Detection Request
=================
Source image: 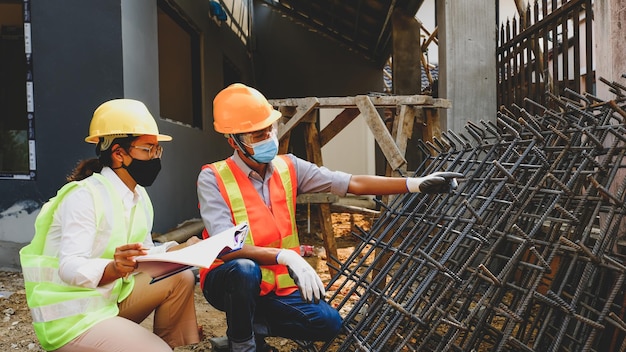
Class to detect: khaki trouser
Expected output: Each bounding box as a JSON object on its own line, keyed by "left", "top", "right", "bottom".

{"left": 56, "top": 270, "right": 200, "bottom": 352}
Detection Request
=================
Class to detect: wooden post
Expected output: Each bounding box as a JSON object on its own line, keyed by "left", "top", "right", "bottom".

{"left": 355, "top": 95, "right": 407, "bottom": 171}
{"left": 302, "top": 110, "right": 338, "bottom": 276}
{"left": 423, "top": 108, "right": 442, "bottom": 142}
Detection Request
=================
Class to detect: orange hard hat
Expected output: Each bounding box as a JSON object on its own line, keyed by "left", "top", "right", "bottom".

{"left": 213, "top": 83, "right": 281, "bottom": 134}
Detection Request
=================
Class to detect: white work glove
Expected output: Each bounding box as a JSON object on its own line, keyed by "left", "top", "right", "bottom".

{"left": 406, "top": 172, "right": 463, "bottom": 194}
{"left": 276, "top": 249, "right": 325, "bottom": 304}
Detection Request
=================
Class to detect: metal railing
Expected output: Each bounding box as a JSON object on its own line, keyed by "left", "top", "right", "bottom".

{"left": 497, "top": 0, "right": 594, "bottom": 115}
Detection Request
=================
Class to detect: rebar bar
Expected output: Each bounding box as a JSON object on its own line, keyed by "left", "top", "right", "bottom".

{"left": 322, "top": 76, "right": 626, "bottom": 352}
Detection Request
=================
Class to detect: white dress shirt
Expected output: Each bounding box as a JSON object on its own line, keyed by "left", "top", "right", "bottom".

{"left": 44, "top": 167, "right": 175, "bottom": 289}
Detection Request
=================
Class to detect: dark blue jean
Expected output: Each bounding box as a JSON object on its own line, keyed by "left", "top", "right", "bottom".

{"left": 201, "top": 258, "right": 342, "bottom": 343}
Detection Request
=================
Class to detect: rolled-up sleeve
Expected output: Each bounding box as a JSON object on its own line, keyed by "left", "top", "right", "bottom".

{"left": 289, "top": 154, "right": 352, "bottom": 196}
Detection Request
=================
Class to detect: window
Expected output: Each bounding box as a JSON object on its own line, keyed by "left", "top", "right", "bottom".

{"left": 157, "top": 0, "right": 202, "bottom": 128}
{"left": 0, "top": 0, "right": 34, "bottom": 180}
{"left": 220, "top": 0, "right": 251, "bottom": 46}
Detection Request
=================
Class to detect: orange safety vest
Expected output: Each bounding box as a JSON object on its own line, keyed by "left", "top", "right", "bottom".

{"left": 199, "top": 155, "right": 300, "bottom": 296}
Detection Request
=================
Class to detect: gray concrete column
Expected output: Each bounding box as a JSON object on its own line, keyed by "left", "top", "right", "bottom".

{"left": 436, "top": 1, "right": 497, "bottom": 132}
{"left": 594, "top": 0, "right": 626, "bottom": 99}
{"left": 121, "top": 0, "right": 160, "bottom": 111}
{"left": 594, "top": 0, "right": 626, "bottom": 242}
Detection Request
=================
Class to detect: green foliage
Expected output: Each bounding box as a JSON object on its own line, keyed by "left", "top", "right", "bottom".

{"left": 0, "top": 129, "right": 28, "bottom": 173}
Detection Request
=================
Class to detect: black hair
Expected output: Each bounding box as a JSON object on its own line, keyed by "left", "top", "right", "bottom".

{"left": 66, "top": 136, "right": 136, "bottom": 182}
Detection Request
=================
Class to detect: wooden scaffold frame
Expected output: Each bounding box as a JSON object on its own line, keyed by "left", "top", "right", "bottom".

{"left": 269, "top": 94, "right": 451, "bottom": 274}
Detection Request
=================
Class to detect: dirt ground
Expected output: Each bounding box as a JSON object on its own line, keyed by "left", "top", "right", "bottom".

{"left": 0, "top": 212, "right": 373, "bottom": 352}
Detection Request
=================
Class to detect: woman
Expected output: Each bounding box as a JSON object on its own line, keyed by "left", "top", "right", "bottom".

{"left": 20, "top": 99, "right": 200, "bottom": 351}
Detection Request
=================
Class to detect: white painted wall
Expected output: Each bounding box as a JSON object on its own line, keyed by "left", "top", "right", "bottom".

{"left": 320, "top": 109, "right": 376, "bottom": 176}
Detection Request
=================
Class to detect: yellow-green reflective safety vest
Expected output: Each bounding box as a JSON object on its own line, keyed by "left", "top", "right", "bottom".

{"left": 19, "top": 173, "right": 152, "bottom": 351}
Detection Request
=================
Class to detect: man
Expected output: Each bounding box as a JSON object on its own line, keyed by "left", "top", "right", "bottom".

{"left": 197, "top": 83, "right": 462, "bottom": 352}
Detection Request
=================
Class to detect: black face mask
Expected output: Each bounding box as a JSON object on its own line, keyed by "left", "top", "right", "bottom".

{"left": 122, "top": 158, "right": 161, "bottom": 186}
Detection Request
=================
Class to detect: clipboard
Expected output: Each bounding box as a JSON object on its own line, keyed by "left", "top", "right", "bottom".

{"left": 136, "top": 222, "right": 249, "bottom": 284}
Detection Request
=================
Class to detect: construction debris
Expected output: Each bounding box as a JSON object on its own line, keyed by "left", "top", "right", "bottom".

{"left": 323, "top": 76, "right": 626, "bottom": 352}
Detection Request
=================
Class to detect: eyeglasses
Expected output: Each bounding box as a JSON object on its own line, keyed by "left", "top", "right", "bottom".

{"left": 129, "top": 144, "right": 163, "bottom": 159}
{"left": 239, "top": 123, "right": 277, "bottom": 146}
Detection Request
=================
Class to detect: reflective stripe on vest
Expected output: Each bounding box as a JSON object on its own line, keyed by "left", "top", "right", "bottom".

{"left": 199, "top": 155, "right": 300, "bottom": 296}
{"left": 19, "top": 173, "right": 153, "bottom": 350}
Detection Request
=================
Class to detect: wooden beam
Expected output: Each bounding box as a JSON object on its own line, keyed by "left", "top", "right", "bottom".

{"left": 296, "top": 193, "right": 339, "bottom": 204}
{"left": 421, "top": 25, "right": 439, "bottom": 50}
{"left": 277, "top": 106, "right": 297, "bottom": 118}
{"left": 270, "top": 95, "right": 451, "bottom": 109}
{"left": 277, "top": 97, "right": 319, "bottom": 140}
{"left": 302, "top": 121, "right": 338, "bottom": 277}
{"left": 355, "top": 95, "right": 407, "bottom": 171}
{"left": 423, "top": 108, "right": 442, "bottom": 142}
{"left": 276, "top": 108, "right": 293, "bottom": 154}
{"left": 319, "top": 108, "right": 360, "bottom": 147}
{"left": 393, "top": 105, "right": 416, "bottom": 160}
{"left": 278, "top": 129, "right": 291, "bottom": 154}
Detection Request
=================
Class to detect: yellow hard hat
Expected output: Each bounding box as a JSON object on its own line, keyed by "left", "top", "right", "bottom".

{"left": 213, "top": 83, "right": 281, "bottom": 134}
{"left": 85, "top": 99, "right": 172, "bottom": 143}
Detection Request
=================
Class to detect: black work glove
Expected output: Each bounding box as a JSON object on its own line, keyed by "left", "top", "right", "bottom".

{"left": 405, "top": 172, "right": 463, "bottom": 194}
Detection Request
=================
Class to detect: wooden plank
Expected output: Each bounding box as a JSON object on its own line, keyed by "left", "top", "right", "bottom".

{"left": 318, "top": 203, "right": 337, "bottom": 276}
{"left": 333, "top": 195, "right": 377, "bottom": 209}
{"left": 304, "top": 118, "right": 323, "bottom": 165}
{"left": 303, "top": 120, "right": 338, "bottom": 276}
{"left": 355, "top": 95, "right": 407, "bottom": 171}
{"left": 393, "top": 105, "right": 415, "bottom": 159}
{"left": 319, "top": 108, "right": 360, "bottom": 147}
{"left": 277, "top": 106, "right": 297, "bottom": 118}
{"left": 330, "top": 203, "right": 380, "bottom": 216}
{"left": 276, "top": 108, "right": 292, "bottom": 154}
{"left": 423, "top": 108, "right": 442, "bottom": 142}
{"left": 270, "top": 95, "right": 451, "bottom": 109}
{"left": 278, "top": 129, "right": 291, "bottom": 154}
{"left": 296, "top": 193, "right": 339, "bottom": 204}
{"left": 277, "top": 97, "right": 319, "bottom": 140}
{"left": 383, "top": 106, "right": 414, "bottom": 204}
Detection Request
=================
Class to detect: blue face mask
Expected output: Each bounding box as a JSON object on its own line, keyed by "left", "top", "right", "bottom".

{"left": 249, "top": 135, "right": 278, "bottom": 163}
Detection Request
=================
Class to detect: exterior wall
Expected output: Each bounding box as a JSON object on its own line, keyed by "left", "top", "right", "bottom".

{"left": 117, "top": 0, "right": 236, "bottom": 234}
{"left": 0, "top": 1, "right": 126, "bottom": 269}
{"left": 0, "top": 0, "right": 246, "bottom": 270}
